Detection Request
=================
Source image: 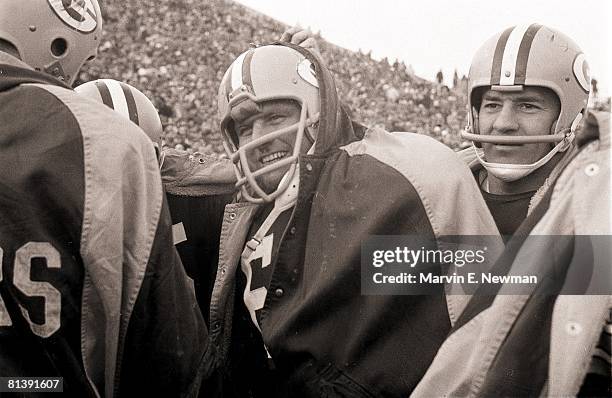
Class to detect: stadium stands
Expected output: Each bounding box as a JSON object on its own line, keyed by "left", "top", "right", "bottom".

{"left": 75, "top": 0, "right": 552, "bottom": 154}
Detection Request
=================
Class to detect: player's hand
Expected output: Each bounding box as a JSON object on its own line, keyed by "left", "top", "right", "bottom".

{"left": 279, "top": 26, "right": 321, "bottom": 57}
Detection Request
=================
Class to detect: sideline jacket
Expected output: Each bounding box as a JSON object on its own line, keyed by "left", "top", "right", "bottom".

{"left": 412, "top": 111, "right": 611, "bottom": 397}
{"left": 0, "top": 53, "right": 209, "bottom": 397}
{"left": 207, "top": 43, "right": 502, "bottom": 397}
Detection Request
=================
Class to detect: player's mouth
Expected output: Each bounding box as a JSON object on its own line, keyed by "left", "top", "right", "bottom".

{"left": 260, "top": 151, "right": 288, "bottom": 165}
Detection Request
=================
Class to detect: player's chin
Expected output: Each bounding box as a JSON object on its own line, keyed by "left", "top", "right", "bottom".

{"left": 258, "top": 168, "right": 290, "bottom": 194}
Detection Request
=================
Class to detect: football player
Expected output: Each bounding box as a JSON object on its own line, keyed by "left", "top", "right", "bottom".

{"left": 0, "top": 1, "right": 209, "bottom": 396}
{"left": 413, "top": 25, "right": 610, "bottom": 397}
{"left": 139, "top": 26, "right": 326, "bottom": 326}
{"left": 205, "top": 42, "right": 500, "bottom": 397}
{"left": 458, "top": 24, "right": 591, "bottom": 236}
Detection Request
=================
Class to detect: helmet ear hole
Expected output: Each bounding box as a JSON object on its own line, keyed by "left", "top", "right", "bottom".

{"left": 50, "top": 38, "right": 68, "bottom": 57}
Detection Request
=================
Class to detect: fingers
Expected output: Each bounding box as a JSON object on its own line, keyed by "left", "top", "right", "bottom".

{"left": 279, "top": 26, "right": 321, "bottom": 56}
{"left": 300, "top": 38, "right": 320, "bottom": 53}
{"left": 290, "top": 29, "right": 311, "bottom": 45}
{"left": 279, "top": 25, "right": 301, "bottom": 42}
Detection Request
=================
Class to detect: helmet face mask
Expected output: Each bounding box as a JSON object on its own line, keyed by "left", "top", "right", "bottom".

{"left": 218, "top": 45, "right": 320, "bottom": 204}
{"left": 0, "top": 0, "right": 102, "bottom": 84}
{"left": 463, "top": 24, "right": 590, "bottom": 149}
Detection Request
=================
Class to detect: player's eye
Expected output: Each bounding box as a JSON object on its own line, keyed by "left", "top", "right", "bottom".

{"left": 268, "top": 114, "right": 286, "bottom": 123}
{"left": 482, "top": 102, "right": 501, "bottom": 111}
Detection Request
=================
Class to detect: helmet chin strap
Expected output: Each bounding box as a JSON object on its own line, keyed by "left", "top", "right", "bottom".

{"left": 474, "top": 140, "right": 563, "bottom": 182}
{"left": 471, "top": 111, "right": 583, "bottom": 182}
{"left": 474, "top": 127, "right": 575, "bottom": 183}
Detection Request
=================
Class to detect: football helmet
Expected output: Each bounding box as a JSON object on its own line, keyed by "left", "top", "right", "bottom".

{"left": 76, "top": 79, "right": 163, "bottom": 155}
{"left": 218, "top": 44, "right": 320, "bottom": 203}
{"left": 463, "top": 23, "right": 590, "bottom": 147}
{"left": 0, "top": 0, "right": 102, "bottom": 84}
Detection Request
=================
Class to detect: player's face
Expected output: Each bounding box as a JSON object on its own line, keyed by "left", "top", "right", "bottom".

{"left": 233, "top": 99, "right": 304, "bottom": 193}
{"left": 478, "top": 86, "right": 561, "bottom": 165}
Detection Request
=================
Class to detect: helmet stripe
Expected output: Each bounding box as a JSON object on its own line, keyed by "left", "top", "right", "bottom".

{"left": 241, "top": 49, "right": 255, "bottom": 94}
{"left": 490, "top": 26, "right": 514, "bottom": 85}
{"left": 120, "top": 82, "right": 139, "bottom": 125}
{"left": 95, "top": 80, "right": 114, "bottom": 109}
{"left": 86, "top": 2, "right": 97, "bottom": 20}
{"left": 499, "top": 24, "right": 532, "bottom": 85}
{"left": 230, "top": 51, "right": 247, "bottom": 91}
{"left": 103, "top": 79, "right": 130, "bottom": 120}
{"left": 514, "top": 23, "right": 543, "bottom": 84}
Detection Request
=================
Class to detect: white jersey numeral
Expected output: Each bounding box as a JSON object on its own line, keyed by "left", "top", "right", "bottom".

{"left": 249, "top": 234, "right": 273, "bottom": 269}
{"left": 0, "top": 247, "right": 13, "bottom": 327}
{"left": 242, "top": 234, "right": 274, "bottom": 329}
{"left": 14, "top": 242, "right": 62, "bottom": 338}
{"left": 0, "top": 242, "right": 62, "bottom": 337}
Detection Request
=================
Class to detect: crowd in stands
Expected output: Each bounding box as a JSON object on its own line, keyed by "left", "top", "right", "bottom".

{"left": 79, "top": 0, "right": 607, "bottom": 155}
{"left": 322, "top": 42, "right": 470, "bottom": 149}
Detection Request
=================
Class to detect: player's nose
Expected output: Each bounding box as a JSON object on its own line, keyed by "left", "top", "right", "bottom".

{"left": 492, "top": 102, "right": 519, "bottom": 133}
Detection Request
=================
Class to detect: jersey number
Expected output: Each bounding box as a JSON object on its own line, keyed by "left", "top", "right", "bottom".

{"left": 0, "top": 242, "right": 62, "bottom": 338}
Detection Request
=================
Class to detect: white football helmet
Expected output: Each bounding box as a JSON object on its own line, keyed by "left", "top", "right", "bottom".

{"left": 76, "top": 79, "right": 163, "bottom": 156}
{"left": 218, "top": 44, "right": 320, "bottom": 203}
{"left": 0, "top": 0, "right": 103, "bottom": 84}
{"left": 463, "top": 23, "right": 590, "bottom": 147}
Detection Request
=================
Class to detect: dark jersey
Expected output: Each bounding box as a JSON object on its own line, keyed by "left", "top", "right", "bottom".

{"left": 481, "top": 188, "right": 536, "bottom": 237}
{"left": 166, "top": 192, "right": 233, "bottom": 324}
{"left": 0, "top": 60, "right": 208, "bottom": 397}
{"left": 0, "top": 67, "right": 93, "bottom": 395}
{"left": 161, "top": 149, "right": 236, "bottom": 325}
